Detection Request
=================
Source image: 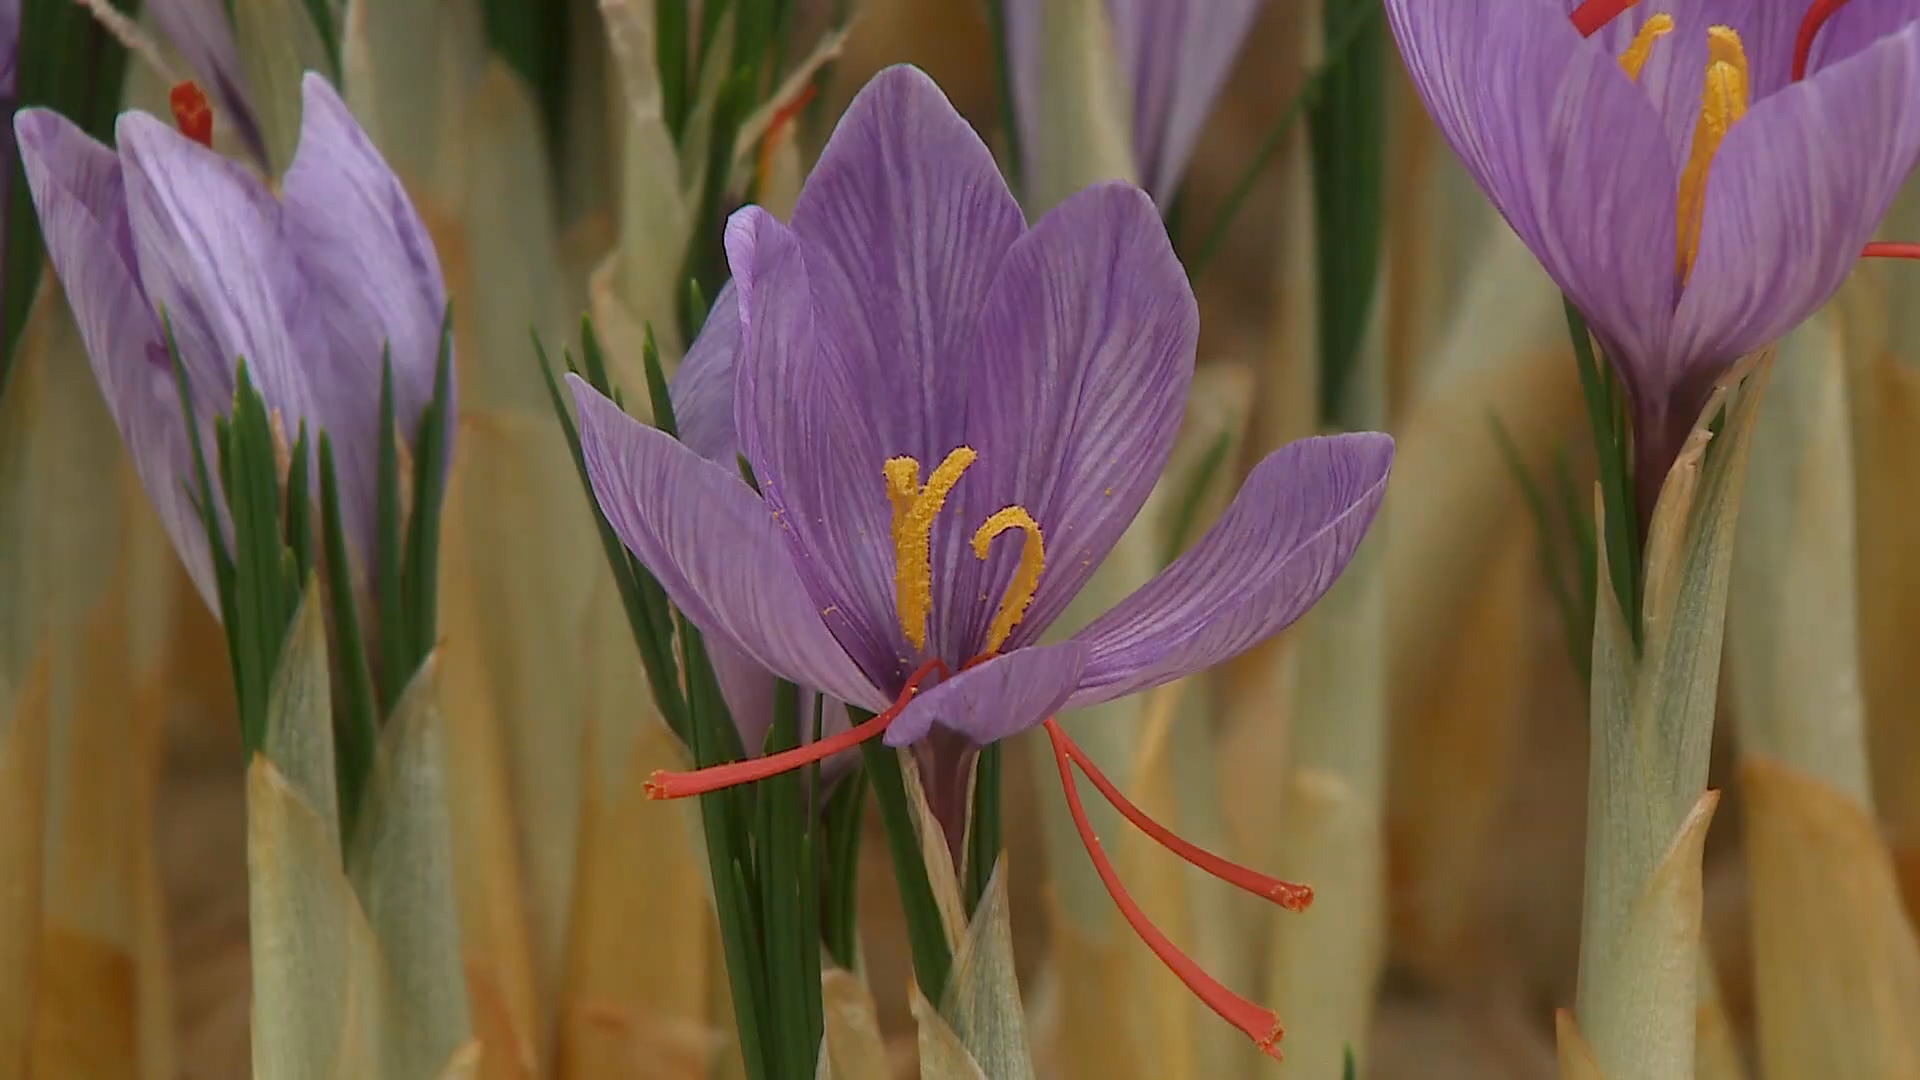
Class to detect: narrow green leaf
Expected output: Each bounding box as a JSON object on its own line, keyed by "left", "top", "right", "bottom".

{"left": 374, "top": 349, "right": 408, "bottom": 710}
{"left": 984, "top": 0, "right": 1023, "bottom": 187}
{"left": 821, "top": 763, "right": 867, "bottom": 970}
{"left": 1308, "top": 0, "right": 1387, "bottom": 424}
{"left": 861, "top": 736, "right": 954, "bottom": 998}
{"left": 1187, "top": 0, "right": 1379, "bottom": 279}
{"left": 284, "top": 424, "right": 314, "bottom": 583}
{"left": 318, "top": 435, "right": 379, "bottom": 838}
{"left": 964, "top": 743, "right": 1001, "bottom": 914}
{"left": 641, "top": 323, "right": 678, "bottom": 437}
{"left": 659, "top": 0, "right": 692, "bottom": 141}
{"left": 1566, "top": 301, "right": 1641, "bottom": 645}
{"left": 401, "top": 311, "right": 455, "bottom": 669}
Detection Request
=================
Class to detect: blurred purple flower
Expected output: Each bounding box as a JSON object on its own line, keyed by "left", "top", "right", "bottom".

{"left": 15, "top": 73, "right": 448, "bottom": 614}
{"left": 1004, "top": 0, "right": 1264, "bottom": 205}
{"left": 1386, "top": 0, "right": 1920, "bottom": 501}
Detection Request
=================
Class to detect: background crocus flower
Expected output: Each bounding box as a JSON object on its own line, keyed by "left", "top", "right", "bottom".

{"left": 15, "top": 72, "right": 448, "bottom": 614}
{"left": 1004, "top": 0, "right": 1263, "bottom": 205}
{"left": 1385, "top": 0, "right": 1920, "bottom": 505}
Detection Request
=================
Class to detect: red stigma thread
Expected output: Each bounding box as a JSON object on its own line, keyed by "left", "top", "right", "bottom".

{"left": 1792, "top": 0, "right": 1852, "bottom": 81}
{"left": 757, "top": 82, "right": 820, "bottom": 191}
{"left": 644, "top": 658, "right": 948, "bottom": 800}
{"left": 169, "top": 81, "right": 214, "bottom": 148}
{"left": 1863, "top": 242, "right": 1920, "bottom": 260}
{"left": 1043, "top": 716, "right": 1301, "bottom": 1060}
{"left": 1569, "top": 0, "right": 1641, "bottom": 38}
{"left": 1051, "top": 726, "right": 1314, "bottom": 911}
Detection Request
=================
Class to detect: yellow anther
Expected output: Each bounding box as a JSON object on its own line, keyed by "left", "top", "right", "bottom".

{"left": 972, "top": 506, "right": 1045, "bottom": 655}
{"left": 1617, "top": 13, "right": 1673, "bottom": 81}
{"left": 1675, "top": 26, "right": 1749, "bottom": 282}
{"left": 884, "top": 447, "right": 977, "bottom": 650}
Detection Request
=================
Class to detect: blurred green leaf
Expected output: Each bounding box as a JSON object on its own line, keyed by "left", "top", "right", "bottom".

{"left": 1309, "top": 0, "right": 1387, "bottom": 426}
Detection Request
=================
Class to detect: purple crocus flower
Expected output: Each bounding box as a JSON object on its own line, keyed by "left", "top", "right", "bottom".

{"left": 1005, "top": 0, "right": 1264, "bottom": 204}
{"left": 149, "top": 0, "right": 269, "bottom": 167}
{"left": 1385, "top": 0, "right": 1920, "bottom": 514}
{"left": 15, "top": 73, "right": 448, "bottom": 614}
{"left": 568, "top": 64, "right": 1390, "bottom": 1055}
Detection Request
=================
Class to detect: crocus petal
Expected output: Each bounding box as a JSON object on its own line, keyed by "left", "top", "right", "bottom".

{"left": 1065, "top": 433, "right": 1393, "bottom": 708}
{"left": 1672, "top": 24, "right": 1920, "bottom": 368}
{"left": 951, "top": 181, "right": 1195, "bottom": 655}
{"left": 882, "top": 642, "right": 1090, "bottom": 747}
{"left": 15, "top": 109, "right": 224, "bottom": 610}
{"left": 669, "top": 281, "right": 742, "bottom": 464}
{"left": 280, "top": 73, "right": 450, "bottom": 559}
{"left": 706, "top": 644, "right": 853, "bottom": 758}
{"left": 147, "top": 0, "right": 267, "bottom": 166}
{"left": 1112, "top": 0, "right": 1263, "bottom": 202}
{"left": 728, "top": 205, "right": 911, "bottom": 686}
{"left": 784, "top": 64, "right": 1026, "bottom": 476}
{"left": 568, "top": 374, "right": 887, "bottom": 713}
{"left": 1386, "top": 0, "right": 1681, "bottom": 388}
{"left": 114, "top": 111, "right": 315, "bottom": 433}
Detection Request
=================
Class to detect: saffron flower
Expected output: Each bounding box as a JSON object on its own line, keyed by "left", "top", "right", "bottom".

{"left": 1004, "top": 0, "right": 1263, "bottom": 204}
{"left": 569, "top": 64, "right": 1391, "bottom": 1056}
{"left": 15, "top": 73, "right": 449, "bottom": 613}
{"left": 1385, "top": 0, "right": 1920, "bottom": 505}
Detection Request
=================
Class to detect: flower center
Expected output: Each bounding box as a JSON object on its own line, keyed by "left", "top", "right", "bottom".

{"left": 1607, "top": 19, "right": 1750, "bottom": 284}
{"left": 884, "top": 448, "right": 1046, "bottom": 656}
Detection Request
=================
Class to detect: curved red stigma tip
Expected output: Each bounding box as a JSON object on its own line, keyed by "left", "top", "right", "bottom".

{"left": 168, "top": 81, "right": 214, "bottom": 148}
{"left": 1792, "top": 0, "right": 1851, "bottom": 81}
{"left": 643, "top": 658, "right": 949, "bottom": 800}
{"left": 1049, "top": 721, "right": 1315, "bottom": 911}
{"left": 1568, "top": 0, "right": 1640, "bottom": 38}
{"left": 1042, "top": 717, "right": 1288, "bottom": 1057}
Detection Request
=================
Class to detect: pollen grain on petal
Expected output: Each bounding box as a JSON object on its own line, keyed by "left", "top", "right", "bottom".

{"left": 972, "top": 505, "right": 1045, "bottom": 654}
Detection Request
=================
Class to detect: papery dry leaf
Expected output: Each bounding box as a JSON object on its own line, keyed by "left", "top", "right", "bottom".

{"left": 248, "top": 756, "right": 384, "bottom": 1080}
{"left": 819, "top": 969, "right": 890, "bottom": 1080}
{"left": 440, "top": 456, "right": 544, "bottom": 1080}
{"left": 940, "top": 858, "right": 1035, "bottom": 1080}
{"left": 347, "top": 658, "right": 474, "bottom": 1079}
{"left": 1266, "top": 770, "right": 1383, "bottom": 1079}
{"left": 1030, "top": 898, "right": 1146, "bottom": 1080}
{"left": 436, "top": 1040, "right": 486, "bottom": 1080}
{"left": 1554, "top": 1009, "right": 1605, "bottom": 1080}
{"left": 910, "top": 985, "right": 989, "bottom": 1080}
{"left": 1387, "top": 527, "right": 1531, "bottom": 974}
{"left": 1577, "top": 792, "right": 1721, "bottom": 1080}
{"left": 1024, "top": 0, "right": 1136, "bottom": 215}
{"left": 556, "top": 706, "right": 712, "bottom": 1079}
{"left": 1744, "top": 755, "right": 1920, "bottom": 1079}
{"left": 0, "top": 657, "right": 49, "bottom": 1078}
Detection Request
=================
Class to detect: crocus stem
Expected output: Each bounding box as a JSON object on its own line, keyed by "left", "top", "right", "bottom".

{"left": 860, "top": 737, "right": 954, "bottom": 998}
{"left": 1574, "top": 354, "right": 1770, "bottom": 1080}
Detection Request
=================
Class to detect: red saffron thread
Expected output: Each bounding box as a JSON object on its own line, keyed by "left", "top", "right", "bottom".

{"left": 644, "top": 659, "right": 948, "bottom": 799}
{"left": 169, "top": 81, "right": 214, "bottom": 148}
{"left": 1864, "top": 242, "right": 1920, "bottom": 260}
{"left": 1792, "top": 0, "right": 1852, "bottom": 81}
{"left": 1043, "top": 716, "right": 1287, "bottom": 1060}
{"left": 1569, "top": 0, "right": 1640, "bottom": 38}
{"left": 1052, "top": 727, "right": 1314, "bottom": 911}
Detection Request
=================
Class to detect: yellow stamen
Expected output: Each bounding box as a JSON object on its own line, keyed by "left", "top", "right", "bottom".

{"left": 1675, "top": 26, "right": 1749, "bottom": 281}
{"left": 884, "top": 447, "right": 977, "bottom": 650}
{"left": 1617, "top": 13, "right": 1673, "bottom": 81}
{"left": 972, "top": 506, "right": 1045, "bottom": 655}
